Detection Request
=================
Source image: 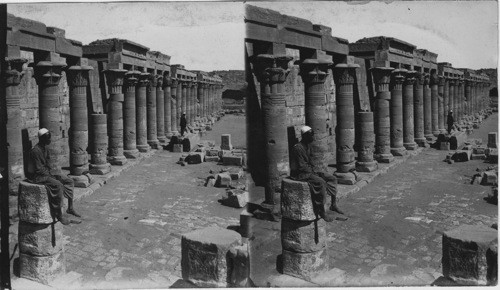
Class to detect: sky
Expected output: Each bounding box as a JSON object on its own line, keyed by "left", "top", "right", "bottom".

{"left": 8, "top": 1, "right": 499, "bottom": 71}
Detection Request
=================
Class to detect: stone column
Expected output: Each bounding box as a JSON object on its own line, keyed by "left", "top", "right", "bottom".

{"left": 413, "top": 72, "right": 426, "bottom": 146}
{"left": 430, "top": 73, "right": 440, "bottom": 136}
{"left": 198, "top": 81, "right": 205, "bottom": 121}
{"left": 156, "top": 75, "right": 166, "bottom": 144}
{"left": 333, "top": 63, "right": 359, "bottom": 184}
{"left": 390, "top": 69, "right": 407, "bottom": 156}
{"left": 34, "top": 58, "right": 66, "bottom": 173}
{"left": 438, "top": 76, "right": 446, "bottom": 133}
{"left": 253, "top": 54, "right": 292, "bottom": 212}
{"left": 356, "top": 111, "right": 377, "bottom": 172}
{"left": 4, "top": 57, "right": 27, "bottom": 194}
{"left": 123, "top": 70, "right": 140, "bottom": 159}
{"left": 204, "top": 83, "right": 209, "bottom": 119}
{"left": 423, "top": 73, "right": 433, "bottom": 139}
{"left": 181, "top": 80, "right": 188, "bottom": 128}
{"left": 136, "top": 72, "right": 150, "bottom": 153}
{"left": 146, "top": 74, "right": 160, "bottom": 149}
{"left": 452, "top": 77, "right": 459, "bottom": 119}
{"left": 300, "top": 57, "right": 331, "bottom": 173}
{"left": 457, "top": 79, "right": 464, "bottom": 121}
{"left": 443, "top": 77, "right": 450, "bottom": 117}
{"left": 89, "top": 113, "right": 111, "bottom": 175}
{"left": 372, "top": 66, "right": 394, "bottom": 163}
{"left": 104, "top": 68, "right": 128, "bottom": 165}
{"left": 465, "top": 80, "right": 471, "bottom": 117}
{"left": 402, "top": 71, "right": 418, "bottom": 150}
{"left": 176, "top": 80, "right": 182, "bottom": 132}
{"left": 448, "top": 77, "right": 456, "bottom": 119}
{"left": 191, "top": 82, "right": 197, "bottom": 126}
{"left": 170, "top": 78, "right": 178, "bottom": 135}
{"left": 185, "top": 81, "right": 191, "bottom": 126}
{"left": 209, "top": 84, "right": 214, "bottom": 116}
{"left": 67, "top": 62, "right": 93, "bottom": 187}
{"left": 163, "top": 75, "right": 173, "bottom": 138}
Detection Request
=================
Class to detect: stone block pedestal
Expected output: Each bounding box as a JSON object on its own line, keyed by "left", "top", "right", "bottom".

{"left": 18, "top": 181, "right": 66, "bottom": 285}
{"left": 181, "top": 226, "right": 243, "bottom": 287}
{"left": 334, "top": 171, "right": 358, "bottom": 185}
{"left": 442, "top": 224, "right": 497, "bottom": 285}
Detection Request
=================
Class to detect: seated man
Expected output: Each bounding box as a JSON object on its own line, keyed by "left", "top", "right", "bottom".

{"left": 290, "top": 126, "right": 345, "bottom": 222}
{"left": 27, "top": 128, "right": 81, "bottom": 225}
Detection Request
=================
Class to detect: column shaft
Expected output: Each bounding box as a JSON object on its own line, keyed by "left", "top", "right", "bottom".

{"left": 413, "top": 73, "right": 426, "bottom": 146}
{"left": 390, "top": 69, "right": 407, "bottom": 156}
{"left": 156, "top": 75, "right": 166, "bottom": 144}
{"left": 403, "top": 72, "right": 417, "bottom": 150}
{"left": 146, "top": 75, "right": 159, "bottom": 149}
{"left": 163, "top": 76, "right": 172, "bottom": 138}
{"left": 136, "top": 73, "right": 150, "bottom": 152}
{"left": 423, "top": 74, "right": 433, "bottom": 138}
{"left": 430, "top": 74, "right": 439, "bottom": 136}
{"left": 89, "top": 113, "right": 111, "bottom": 174}
{"left": 123, "top": 71, "right": 140, "bottom": 158}
{"left": 356, "top": 111, "right": 377, "bottom": 172}
{"left": 438, "top": 76, "right": 446, "bottom": 133}
{"left": 372, "top": 67, "right": 394, "bottom": 163}
{"left": 176, "top": 81, "right": 182, "bottom": 132}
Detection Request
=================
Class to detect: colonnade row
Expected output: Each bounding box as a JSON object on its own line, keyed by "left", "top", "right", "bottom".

{"left": 4, "top": 55, "right": 224, "bottom": 191}
{"left": 249, "top": 52, "right": 492, "bottom": 209}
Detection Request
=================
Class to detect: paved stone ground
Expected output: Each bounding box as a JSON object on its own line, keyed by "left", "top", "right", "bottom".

{"left": 250, "top": 113, "right": 498, "bottom": 287}
{"left": 11, "top": 114, "right": 247, "bottom": 289}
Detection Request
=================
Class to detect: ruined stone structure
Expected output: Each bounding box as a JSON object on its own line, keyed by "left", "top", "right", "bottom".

{"left": 4, "top": 14, "right": 225, "bottom": 194}
{"left": 245, "top": 5, "right": 493, "bottom": 281}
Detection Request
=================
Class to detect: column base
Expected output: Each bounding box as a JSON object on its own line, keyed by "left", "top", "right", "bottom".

{"left": 356, "top": 161, "right": 378, "bottom": 172}
{"left": 147, "top": 140, "right": 161, "bottom": 149}
{"left": 124, "top": 149, "right": 140, "bottom": 159}
{"left": 415, "top": 138, "right": 429, "bottom": 148}
{"left": 137, "top": 144, "right": 151, "bottom": 153}
{"left": 89, "top": 163, "right": 111, "bottom": 175}
{"left": 337, "top": 162, "right": 355, "bottom": 173}
{"left": 424, "top": 134, "right": 434, "bottom": 141}
{"left": 68, "top": 173, "right": 93, "bottom": 188}
{"left": 109, "top": 155, "right": 128, "bottom": 166}
{"left": 69, "top": 165, "right": 88, "bottom": 176}
{"left": 334, "top": 171, "right": 358, "bottom": 185}
{"left": 375, "top": 153, "right": 394, "bottom": 163}
{"left": 439, "top": 128, "right": 447, "bottom": 135}
{"left": 432, "top": 130, "right": 440, "bottom": 137}
{"left": 165, "top": 132, "right": 173, "bottom": 139}
{"left": 390, "top": 147, "right": 407, "bottom": 157}
{"left": 403, "top": 142, "right": 418, "bottom": 150}
{"left": 158, "top": 136, "right": 166, "bottom": 144}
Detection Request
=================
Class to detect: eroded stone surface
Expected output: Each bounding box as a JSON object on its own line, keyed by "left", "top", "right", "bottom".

{"left": 282, "top": 249, "right": 329, "bottom": 282}
{"left": 18, "top": 181, "right": 53, "bottom": 224}
{"left": 19, "top": 221, "right": 63, "bottom": 256}
{"left": 281, "top": 218, "right": 326, "bottom": 253}
{"left": 281, "top": 178, "right": 316, "bottom": 221}
{"left": 20, "top": 251, "right": 66, "bottom": 285}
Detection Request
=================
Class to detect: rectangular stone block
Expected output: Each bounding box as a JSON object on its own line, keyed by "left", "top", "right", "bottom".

{"left": 19, "top": 221, "right": 63, "bottom": 256}
{"left": 222, "top": 155, "right": 243, "bottom": 166}
{"left": 452, "top": 150, "right": 472, "bottom": 162}
{"left": 205, "top": 156, "right": 220, "bottom": 162}
{"left": 474, "top": 147, "right": 487, "bottom": 155}
{"left": 281, "top": 178, "right": 316, "bottom": 221}
{"left": 282, "top": 249, "right": 329, "bottom": 282}
{"left": 181, "top": 226, "right": 241, "bottom": 287}
{"left": 440, "top": 142, "right": 450, "bottom": 151}
{"left": 205, "top": 148, "right": 220, "bottom": 157}
{"left": 442, "top": 224, "right": 498, "bottom": 285}
{"left": 172, "top": 144, "right": 183, "bottom": 153}
{"left": 20, "top": 251, "right": 66, "bottom": 285}
{"left": 281, "top": 218, "right": 326, "bottom": 253}
{"left": 480, "top": 171, "right": 497, "bottom": 186}
{"left": 18, "top": 181, "right": 54, "bottom": 224}
{"left": 488, "top": 132, "right": 497, "bottom": 148}
{"left": 229, "top": 168, "right": 244, "bottom": 180}
{"left": 221, "top": 134, "right": 233, "bottom": 151}
{"left": 187, "top": 152, "right": 205, "bottom": 164}
{"left": 215, "top": 172, "right": 232, "bottom": 188}
{"left": 221, "top": 190, "right": 249, "bottom": 208}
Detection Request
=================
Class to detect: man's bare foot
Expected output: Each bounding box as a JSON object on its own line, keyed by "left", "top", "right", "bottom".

{"left": 67, "top": 209, "right": 81, "bottom": 218}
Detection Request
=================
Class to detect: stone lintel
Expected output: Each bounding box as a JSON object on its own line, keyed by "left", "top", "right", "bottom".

{"left": 108, "top": 52, "right": 146, "bottom": 68}
{"left": 7, "top": 29, "right": 55, "bottom": 53}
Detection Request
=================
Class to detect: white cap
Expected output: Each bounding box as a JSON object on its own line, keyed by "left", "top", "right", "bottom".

{"left": 300, "top": 125, "right": 312, "bottom": 135}
{"left": 38, "top": 128, "right": 49, "bottom": 137}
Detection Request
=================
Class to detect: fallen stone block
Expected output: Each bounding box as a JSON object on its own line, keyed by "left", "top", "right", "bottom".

{"left": 452, "top": 150, "right": 472, "bottom": 162}
{"left": 282, "top": 248, "right": 329, "bottom": 282}
{"left": 480, "top": 171, "right": 497, "bottom": 186}
{"left": 229, "top": 168, "right": 244, "bottom": 180}
{"left": 181, "top": 226, "right": 241, "bottom": 287}
{"left": 222, "top": 155, "right": 243, "bottom": 166}
{"left": 172, "top": 144, "right": 183, "bottom": 153}
{"left": 204, "top": 156, "right": 220, "bottom": 162}
{"left": 221, "top": 189, "right": 249, "bottom": 208}
{"left": 440, "top": 142, "right": 451, "bottom": 151}
{"left": 205, "top": 177, "right": 216, "bottom": 187}
{"left": 186, "top": 152, "right": 205, "bottom": 164}
{"left": 281, "top": 218, "right": 326, "bottom": 253}
{"left": 215, "top": 172, "right": 232, "bottom": 188}
{"left": 20, "top": 251, "right": 66, "bottom": 285}
{"left": 487, "top": 149, "right": 498, "bottom": 164}
{"left": 471, "top": 154, "right": 486, "bottom": 160}
{"left": 442, "top": 224, "right": 498, "bottom": 285}
{"left": 205, "top": 147, "right": 220, "bottom": 157}
{"left": 18, "top": 181, "right": 54, "bottom": 224}
{"left": 474, "top": 146, "right": 487, "bottom": 155}
{"left": 221, "top": 134, "right": 233, "bottom": 151}
{"left": 281, "top": 178, "right": 316, "bottom": 221}
{"left": 19, "top": 222, "right": 63, "bottom": 256}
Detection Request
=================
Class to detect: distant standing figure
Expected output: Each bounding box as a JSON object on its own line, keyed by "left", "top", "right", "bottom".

{"left": 447, "top": 110, "right": 455, "bottom": 134}
{"left": 180, "top": 112, "right": 187, "bottom": 136}
{"left": 27, "top": 128, "right": 81, "bottom": 225}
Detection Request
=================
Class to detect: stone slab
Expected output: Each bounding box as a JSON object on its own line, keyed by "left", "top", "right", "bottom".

{"left": 221, "top": 134, "right": 233, "bottom": 151}
{"left": 187, "top": 152, "right": 205, "bottom": 164}
{"left": 281, "top": 218, "right": 327, "bottom": 253}
{"left": 205, "top": 156, "right": 220, "bottom": 162}
{"left": 227, "top": 244, "right": 250, "bottom": 287}
{"left": 19, "top": 221, "right": 64, "bottom": 256}
{"left": 221, "top": 190, "right": 249, "bottom": 208}
{"left": 20, "top": 251, "right": 66, "bottom": 285}
{"left": 442, "top": 224, "right": 498, "bottom": 285}
{"left": 282, "top": 249, "right": 329, "bottom": 282}
{"left": 281, "top": 178, "right": 316, "bottom": 221}
{"left": 181, "top": 226, "right": 241, "bottom": 287}
{"left": 172, "top": 144, "right": 183, "bottom": 153}
{"left": 222, "top": 155, "right": 243, "bottom": 166}
{"left": 215, "top": 172, "right": 232, "bottom": 188}
{"left": 18, "top": 181, "right": 54, "bottom": 224}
